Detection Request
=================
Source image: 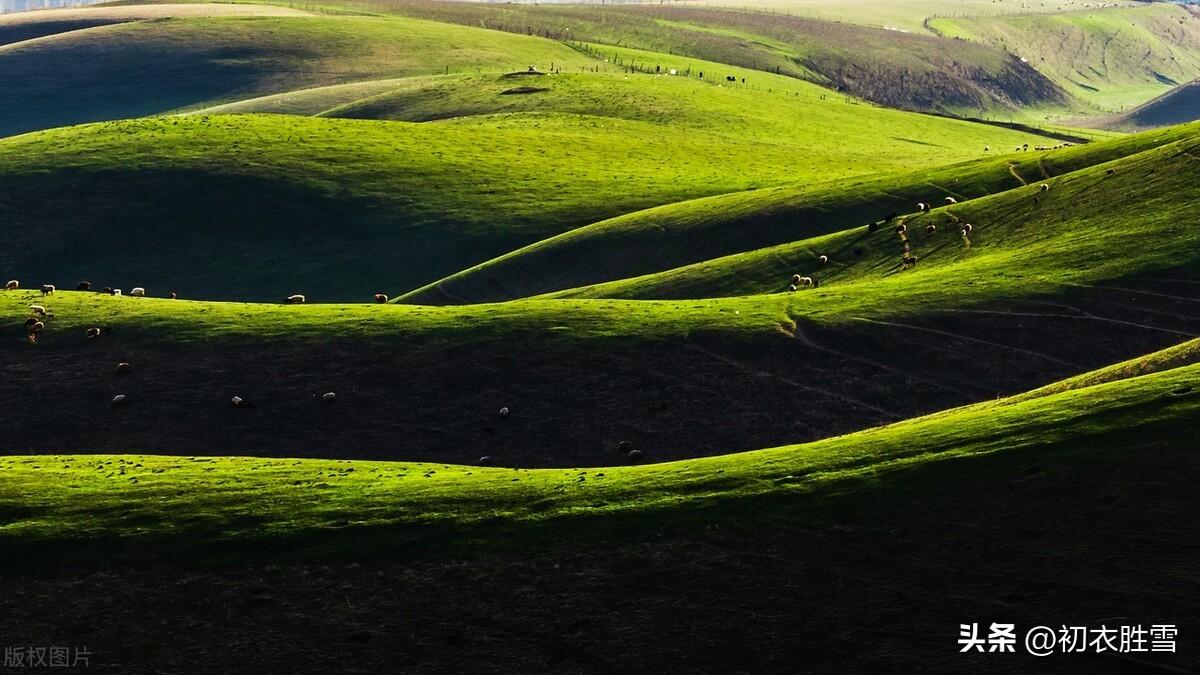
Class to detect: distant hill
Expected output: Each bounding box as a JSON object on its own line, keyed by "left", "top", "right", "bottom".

{"left": 1099, "top": 77, "right": 1200, "bottom": 129}
{"left": 354, "top": 0, "right": 1068, "bottom": 116}
{"left": 0, "top": 11, "right": 604, "bottom": 137}
{"left": 929, "top": 4, "right": 1200, "bottom": 113}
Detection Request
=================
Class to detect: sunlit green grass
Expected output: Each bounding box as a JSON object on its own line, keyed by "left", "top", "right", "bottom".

{"left": 1, "top": 354, "right": 1194, "bottom": 566}
{"left": 550, "top": 130, "right": 1200, "bottom": 305}
{"left": 404, "top": 122, "right": 1195, "bottom": 304}
{"left": 0, "top": 98, "right": 1054, "bottom": 300}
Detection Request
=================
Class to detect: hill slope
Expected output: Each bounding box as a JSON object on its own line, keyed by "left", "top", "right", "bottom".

{"left": 0, "top": 104, "right": 1053, "bottom": 301}
{"left": 402, "top": 123, "right": 1194, "bottom": 305}
{"left": 363, "top": 0, "right": 1067, "bottom": 116}
{"left": 0, "top": 12, "right": 603, "bottom": 137}
{"left": 1100, "top": 76, "right": 1200, "bottom": 130}
{"left": 553, "top": 126, "right": 1200, "bottom": 302}
{"left": 930, "top": 4, "right": 1200, "bottom": 113}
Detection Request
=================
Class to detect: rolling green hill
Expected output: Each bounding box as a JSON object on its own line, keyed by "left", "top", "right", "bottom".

{"left": 402, "top": 122, "right": 1194, "bottom": 305}
{"left": 929, "top": 4, "right": 1200, "bottom": 113}
{"left": 0, "top": 101, "right": 1053, "bottom": 301}
{"left": 1, "top": 345, "right": 1195, "bottom": 569}
{"left": 0, "top": 4, "right": 311, "bottom": 47}
{"left": 0, "top": 12, "right": 605, "bottom": 137}
{"left": 350, "top": 0, "right": 1067, "bottom": 116}
{"left": 551, "top": 126, "right": 1200, "bottom": 302}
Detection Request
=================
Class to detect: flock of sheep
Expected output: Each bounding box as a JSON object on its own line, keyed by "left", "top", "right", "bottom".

{"left": 785, "top": 180, "right": 1054, "bottom": 291}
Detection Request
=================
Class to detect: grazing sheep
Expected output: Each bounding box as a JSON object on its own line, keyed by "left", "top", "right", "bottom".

{"left": 112, "top": 289, "right": 122, "bottom": 296}
{"left": 321, "top": 392, "right": 336, "bottom": 402}
{"left": 40, "top": 284, "right": 55, "bottom": 295}
{"left": 103, "top": 287, "right": 115, "bottom": 295}
{"left": 788, "top": 284, "right": 798, "bottom": 292}
{"left": 30, "top": 305, "right": 46, "bottom": 315}
{"left": 284, "top": 294, "right": 306, "bottom": 305}
{"left": 798, "top": 276, "right": 814, "bottom": 288}
{"left": 926, "top": 224, "right": 937, "bottom": 234}
{"left": 116, "top": 362, "right": 131, "bottom": 374}
{"left": 86, "top": 327, "right": 101, "bottom": 339}
{"left": 894, "top": 224, "right": 907, "bottom": 235}
{"left": 4, "top": 280, "right": 17, "bottom": 290}
{"left": 901, "top": 255, "right": 919, "bottom": 269}
{"left": 24, "top": 318, "right": 38, "bottom": 328}
{"left": 917, "top": 202, "right": 930, "bottom": 214}
{"left": 478, "top": 456, "right": 492, "bottom": 466}
{"left": 130, "top": 287, "right": 146, "bottom": 297}
{"left": 817, "top": 255, "right": 829, "bottom": 265}
{"left": 627, "top": 449, "right": 643, "bottom": 462}
{"left": 169, "top": 292, "right": 177, "bottom": 300}
{"left": 499, "top": 406, "right": 510, "bottom": 418}
{"left": 791, "top": 274, "right": 802, "bottom": 285}
{"left": 374, "top": 293, "right": 388, "bottom": 304}
{"left": 1039, "top": 183, "right": 1049, "bottom": 192}
{"left": 77, "top": 281, "right": 91, "bottom": 291}
{"left": 960, "top": 223, "right": 974, "bottom": 235}
{"left": 944, "top": 197, "right": 958, "bottom": 204}
{"left": 111, "top": 394, "right": 127, "bottom": 405}
{"left": 230, "top": 396, "right": 245, "bottom": 407}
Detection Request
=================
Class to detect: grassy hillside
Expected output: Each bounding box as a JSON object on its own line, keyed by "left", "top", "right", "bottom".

{"left": 351, "top": 0, "right": 1067, "bottom": 116}
{"left": 552, "top": 126, "right": 1200, "bottom": 302}
{"left": 930, "top": 4, "right": 1200, "bottom": 113}
{"left": 722, "top": 0, "right": 1140, "bottom": 32}
{"left": 1, "top": 352, "right": 1195, "bottom": 569}
{"left": 0, "top": 104, "right": 1053, "bottom": 301}
{"left": 196, "top": 40, "right": 832, "bottom": 116}
{"left": 403, "top": 122, "right": 1192, "bottom": 305}
{"left": 0, "top": 12, "right": 604, "bottom": 137}
{"left": 0, "top": 3, "right": 310, "bottom": 46}
{"left": 1099, "top": 77, "right": 1200, "bottom": 130}
{"left": 2, "top": 260, "right": 1195, "bottom": 468}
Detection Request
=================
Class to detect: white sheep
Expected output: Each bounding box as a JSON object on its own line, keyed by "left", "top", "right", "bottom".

{"left": 788, "top": 284, "right": 798, "bottom": 292}
{"left": 499, "top": 406, "right": 510, "bottom": 418}
{"left": 111, "top": 394, "right": 127, "bottom": 405}
{"left": 817, "top": 255, "right": 829, "bottom": 265}
{"left": 40, "top": 284, "right": 55, "bottom": 295}
{"left": 4, "top": 280, "right": 17, "bottom": 290}
{"left": 321, "top": 392, "right": 336, "bottom": 402}
{"left": 1039, "top": 183, "right": 1049, "bottom": 192}
{"left": 130, "top": 287, "right": 146, "bottom": 297}
{"left": 112, "top": 289, "right": 122, "bottom": 296}
{"left": 917, "top": 202, "right": 930, "bottom": 213}
{"left": 30, "top": 305, "right": 46, "bottom": 315}
{"left": 86, "top": 327, "right": 101, "bottom": 339}
{"left": 230, "top": 396, "right": 245, "bottom": 407}
{"left": 28, "top": 320, "right": 44, "bottom": 333}
{"left": 798, "top": 276, "right": 814, "bottom": 287}
{"left": 945, "top": 197, "right": 958, "bottom": 204}
{"left": 374, "top": 293, "right": 388, "bottom": 304}
{"left": 285, "top": 294, "right": 306, "bottom": 304}
{"left": 961, "top": 223, "right": 974, "bottom": 236}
